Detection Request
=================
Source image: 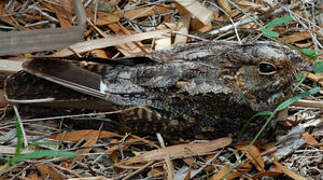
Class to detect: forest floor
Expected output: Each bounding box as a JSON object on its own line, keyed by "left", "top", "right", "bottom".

{"left": 0, "top": 0, "right": 322, "bottom": 179}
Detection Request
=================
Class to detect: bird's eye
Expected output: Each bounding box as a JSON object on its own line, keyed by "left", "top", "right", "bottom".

{"left": 258, "top": 62, "right": 277, "bottom": 75}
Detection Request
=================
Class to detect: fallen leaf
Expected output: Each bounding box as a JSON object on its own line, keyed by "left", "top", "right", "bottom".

{"left": 235, "top": 144, "right": 265, "bottom": 172}
{"left": 274, "top": 160, "right": 306, "bottom": 180}
{"left": 37, "top": 163, "right": 63, "bottom": 180}
{"left": 117, "top": 138, "right": 231, "bottom": 166}
{"left": 49, "top": 130, "right": 122, "bottom": 142}
{"left": 302, "top": 132, "right": 319, "bottom": 146}
{"left": 210, "top": 165, "right": 241, "bottom": 180}
{"left": 282, "top": 32, "right": 311, "bottom": 43}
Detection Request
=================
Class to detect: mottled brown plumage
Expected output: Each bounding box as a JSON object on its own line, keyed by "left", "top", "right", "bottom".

{"left": 5, "top": 41, "right": 310, "bottom": 140}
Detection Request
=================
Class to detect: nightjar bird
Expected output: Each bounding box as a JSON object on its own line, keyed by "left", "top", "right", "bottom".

{"left": 5, "top": 41, "right": 311, "bottom": 140}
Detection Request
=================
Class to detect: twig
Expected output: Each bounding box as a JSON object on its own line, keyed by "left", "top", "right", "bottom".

{"left": 171, "top": 30, "right": 209, "bottom": 41}
{"left": 190, "top": 150, "right": 223, "bottom": 179}
{"left": 282, "top": 6, "right": 322, "bottom": 49}
{"left": 157, "top": 133, "right": 174, "bottom": 180}
{"left": 207, "top": 1, "right": 241, "bottom": 43}
{"left": 121, "top": 161, "right": 155, "bottom": 180}
{"left": 292, "top": 99, "right": 323, "bottom": 109}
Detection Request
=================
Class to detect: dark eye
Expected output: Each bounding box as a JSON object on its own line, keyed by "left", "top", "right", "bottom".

{"left": 258, "top": 62, "right": 277, "bottom": 75}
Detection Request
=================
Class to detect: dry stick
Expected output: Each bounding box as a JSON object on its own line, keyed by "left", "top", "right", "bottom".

{"left": 13, "top": 105, "right": 28, "bottom": 147}
{"left": 0, "top": 107, "right": 146, "bottom": 128}
{"left": 171, "top": 30, "right": 209, "bottom": 41}
{"left": 207, "top": 1, "right": 241, "bottom": 43}
{"left": 292, "top": 99, "right": 323, "bottom": 109}
{"left": 121, "top": 161, "right": 155, "bottom": 180}
{"left": 190, "top": 150, "right": 223, "bottom": 179}
{"left": 282, "top": 6, "right": 323, "bottom": 49}
{"left": 157, "top": 133, "right": 174, "bottom": 180}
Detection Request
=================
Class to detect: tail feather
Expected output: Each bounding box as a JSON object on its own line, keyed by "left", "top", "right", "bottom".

{"left": 22, "top": 57, "right": 105, "bottom": 99}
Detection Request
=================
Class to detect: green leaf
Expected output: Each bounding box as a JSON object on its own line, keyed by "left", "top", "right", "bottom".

{"left": 276, "top": 87, "right": 321, "bottom": 111}
{"left": 238, "top": 111, "right": 273, "bottom": 137}
{"left": 314, "top": 61, "right": 323, "bottom": 73}
{"left": 296, "top": 72, "right": 305, "bottom": 81}
{"left": 293, "top": 72, "right": 307, "bottom": 92}
{"left": 28, "top": 141, "right": 58, "bottom": 147}
{"left": 264, "top": 15, "right": 293, "bottom": 28}
{"left": 261, "top": 28, "right": 279, "bottom": 38}
{"left": 300, "top": 48, "right": 317, "bottom": 60}
{"left": 249, "top": 111, "right": 273, "bottom": 119}
{"left": 14, "top": 116, "right": 23, "bottom": 157}
{"left": 11, "top": 150, "right": 78, "bottom": 163}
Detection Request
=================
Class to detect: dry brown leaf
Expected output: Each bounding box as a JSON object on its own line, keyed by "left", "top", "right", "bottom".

{"left": 237, "top": 162, "right": 252, "bottom": 172}
{"left": 49, "top": 130, "right": 122, "bottom": 142}
{"left": 27, "top": 172, "right": 39, "bottom": 180}
{"left": 233, "top": 0, "right": 270, "bottom": 12}
{"left": 74, "top": 124, "right": 103, "bottom": 162}
{"left": 294, "top": 42, "right": 313, "bottom": 48}
{"left": 96, "top": 14, "right": 120, "bottom": 25}
{"left": 282, "top": 32, "right": 311, "bottom": 43}
{"left": 194, "top": 22, "right": 213, "bottom": 33}
{"left": 204, "top": 154, "right": 217, "bottom": 172}
{"left": 274, "top": 160, "right": 306, "bottom": 180}
{"left": 302, "top": 132, "right": 319, "bottom": 146}
{"left": 0, "top": 90, "right": 8, "bottom": 107}
{"left": 108, "top": 23, "right": 150, "bottom": 55}
{"left": 96, "top": 6, "right": 173, "bottom": 26}
{"left": 216, "top": 0, "right": 232, "bottom": 15}
{"left": 182, "top": 157, "right": 195, "bottom": 169}
{"left": 37, "top": 163, "right": 63, "bottom": 180}
{"left": 40, "top": 1, "right": 72, "bottom": 27}
{"left": 147, "top": 167, "right": 164, "bottom": 177}
{"left": 0, "top": 2, "right": 4, "bottom": 15}
{"left": 235, "top": 144, "right": 265, "bottom": 172}
{"left": 117, "top": 138, "right": 231, "bottom": 166}
{"left": 307, "top": 73, "right": 323, "bottom": 86}
{"left": 105, "top": 135, "right": 159, "bottom": 155}
{"left": 111, "top": 150, "right": 119, "bottom": 163}
{"left": 92, "top": 49, "right": 110, "bottom": 58}
{"left": 210, "top": 165, "right": 241, "bottom": 180}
